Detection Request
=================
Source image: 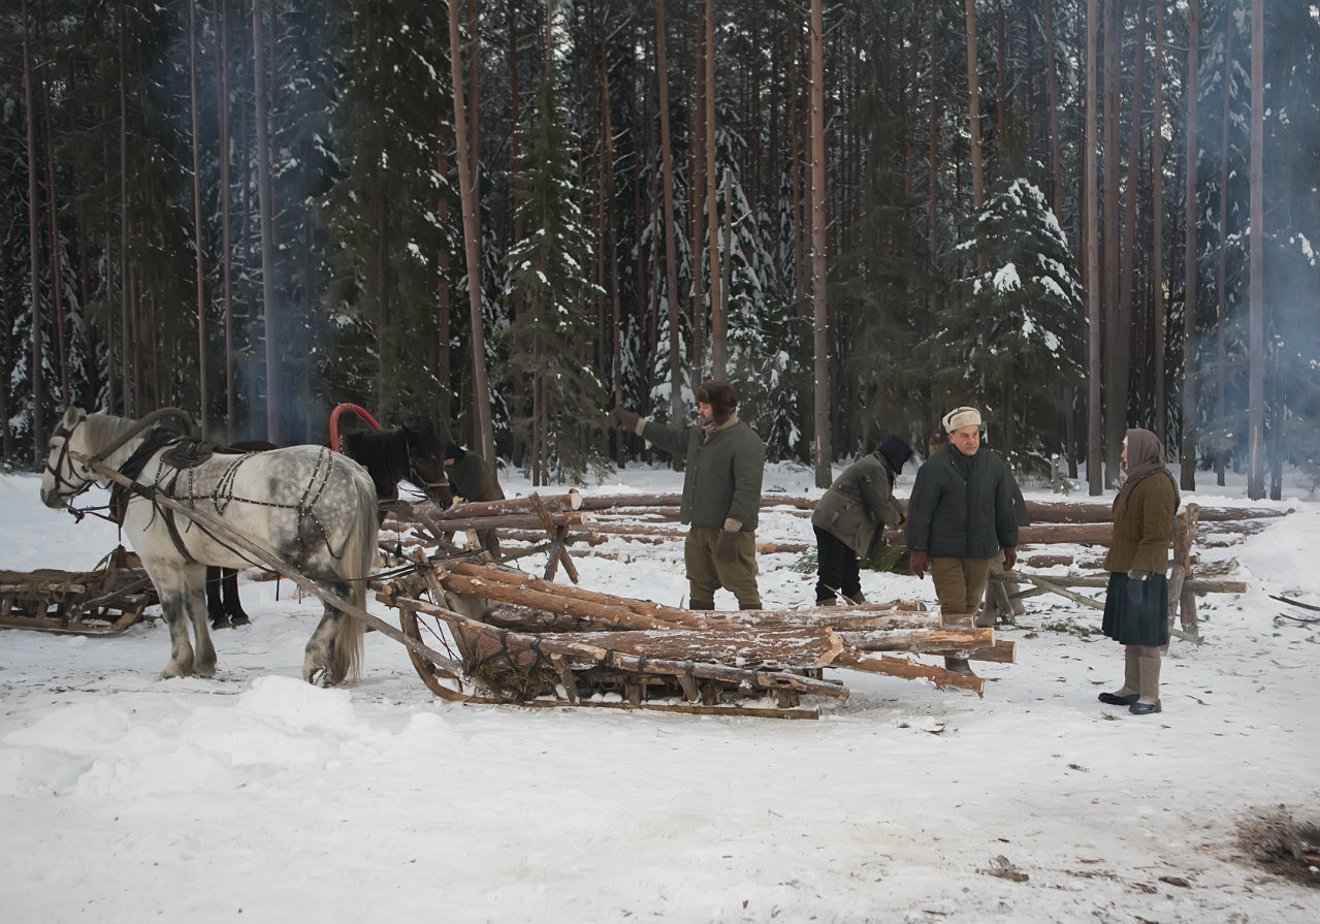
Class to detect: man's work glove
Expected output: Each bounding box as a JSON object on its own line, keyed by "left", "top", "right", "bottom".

{"left": 1002, "top": 546, "right": 1017, "bottom": 571}
{"left": 716, "top": 529, "right": 740, "bottom": 564}
{"left": 1125, "top": 568, "right": 1150, "bottom": 603}
{"left": 607, "top": 407, "right": 641, "bottom": 431}
{"left": 909, "top": 549, "right": 929, "bottom": 580}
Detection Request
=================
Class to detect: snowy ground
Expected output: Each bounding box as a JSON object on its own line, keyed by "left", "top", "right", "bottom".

{"left": 1, "top": 460, "right": 1318, "bottom": 923}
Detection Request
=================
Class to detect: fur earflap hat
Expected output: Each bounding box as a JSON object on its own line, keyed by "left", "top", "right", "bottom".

{"left": 696, "top": 380, "right": 738, "bottom": 423}
{"left": 877, "top": 435, "right": 914, "bottom": 475}
{"left": 941, "top": 406, "right": 982, "bottom": 434}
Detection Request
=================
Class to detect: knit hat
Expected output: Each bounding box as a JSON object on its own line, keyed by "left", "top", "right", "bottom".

{"left": 942, "top": 406, "right": 982, "bottom": 434}
{"left": 441, "top": 441, "right": 465, "bottom": 464}
{"left": 696, "top": 380, "right": 738, "bottom": 423}
{"left": 877, "top": 435, "right": 914, "bottom": 475}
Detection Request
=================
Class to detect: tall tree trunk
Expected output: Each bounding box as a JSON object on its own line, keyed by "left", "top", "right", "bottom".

{"left": 41, "top": 73, "right": 69, "bottom": 412}
{"left": 1085, "top": 0, "right": 1102, "bottom": 496}
{"left": 1214, "top": 5, "right": 1234, "bottom": 486}
{"left": 690, "top": 13, "right": 707, "bottom": 382}
{"left": 436, "top": 136, "right": 453, "bottom": 428}
{"left": 448, "top": 0, "right": 495, "bottom": 464}
{"left": 1246, "top": 0, "right": 1264, "bottom": 499}
{"left": 1151, "top": 0, "right": 1167, "bottom": 445}
{"left": 704, "top": 0, "right": 725, "bottom": 380}
{"left": 656, "top": 0, "right": 683, "bottom": 427}
{"left": 600, "top": 26, "right": 623, "bottom": 464}
{"left": 964, "top": 0, "right": 987, "bottom": 279}
{"left": 1180, "top": 0, "right": 1200, "bottom": 491}
{"left": 216, "top": 0, "right": 236, "bottom": 440}
{"left": 23, "top": 0, "right": 45, "bottom": 465}
{"left": 119, "top": 0, "right": 131, "bottom": 417}
{"left": 1044, "top": 0, "right": 1077, "bottom": 475}
{"left": 190, "top": 0, "right": 209, "bottom": 438}
{"left": 1101, "top": 0, "right": 1123, "bottom": 486}
{"left": 995, "top": 1, "right": 1007, "bottom": 154}
{"left": 505, "top": 3, "right": 521, "bottom": 464}
{"left": 809, "top": 0, "right": 830, "bottom": 487}
{"left": 1119, "top": 0, "right": 1147, "bottom": 431}
{"left": 252, "top": 0, "right": 280, "bottom": 443}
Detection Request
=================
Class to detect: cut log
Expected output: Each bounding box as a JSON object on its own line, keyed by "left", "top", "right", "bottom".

{"left": 383, "top": 512, "right": 586, "bottom": 533}
{"left": 839, "top": 627, "right": 994, "bottom": 654}
{"left": 990, "top": 570, "right": 1247, "bottom": 595}
{"left": 830, "top": 651, "right": 987, "bottom": 697}
{"left": 547, "top": 626, "right": 843, "bottom": 670}
{"left": 439, "top": 490, "right": 582, "bottom": 518}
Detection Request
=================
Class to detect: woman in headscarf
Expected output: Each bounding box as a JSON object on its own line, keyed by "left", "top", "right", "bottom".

{"left": 1099, "top": 428, "right": 1181, "bottom": 715}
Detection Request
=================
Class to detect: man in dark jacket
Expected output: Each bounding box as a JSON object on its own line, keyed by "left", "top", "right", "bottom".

{"left": 905, "top": 406, "right": 1019, "bottom": 674}
{"left": 442, "top": 441, "right": 505, "bottom": 557}
{"left": 811, "top": 435, "right": 912, "bottom": 605}
{"left": 608, "top": 380, "right": 766, "bottom": 610}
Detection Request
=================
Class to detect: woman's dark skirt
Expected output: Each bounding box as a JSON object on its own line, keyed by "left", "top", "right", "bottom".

{"left": 1101, "top": 572, "right": 1170, "bottom": 646}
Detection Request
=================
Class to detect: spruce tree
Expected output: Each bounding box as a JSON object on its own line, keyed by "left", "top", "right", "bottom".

{"left": 942, "top": 177, "right": 1085, "bottom": 471}
{"left": 503, "top": 58, "right": 606, "bottom": 485}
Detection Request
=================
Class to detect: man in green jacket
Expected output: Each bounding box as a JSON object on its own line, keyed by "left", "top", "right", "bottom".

{"left": 810, "top": 435, "right": 912, "bottom": 605}
{"left": 608, "top": 380, "right": 766, "bottom": 610}
{"left": 442, "top": 441, "right": 506, "bottom": 557}
{"left": 905, "top": 406, "right": 1019, "bottom": 675}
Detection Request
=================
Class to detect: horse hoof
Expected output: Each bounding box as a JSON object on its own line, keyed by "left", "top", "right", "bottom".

{"left": 230, "top": 614, "right": 251, "bottom": 627}
{"left": 160, "top": 664, "right": 193, "bottom": 680}
{"left": 211, "top": 617, "right": 233, "bottom": 630}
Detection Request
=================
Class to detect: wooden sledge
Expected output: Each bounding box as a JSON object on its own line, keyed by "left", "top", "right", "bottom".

{"left": 0, "top": 546, "right": 157, "bottom": 634}
{"left": 374, "top": 558, "right": 1002, "bottom": 719}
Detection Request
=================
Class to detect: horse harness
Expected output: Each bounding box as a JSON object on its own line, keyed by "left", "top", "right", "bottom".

{"left": 108, "top": 429, "right": 344, "bottom": 568}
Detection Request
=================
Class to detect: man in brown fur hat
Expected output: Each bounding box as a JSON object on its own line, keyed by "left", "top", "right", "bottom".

{"left": 608, "top": 380, "right": 766, "bottom": 610}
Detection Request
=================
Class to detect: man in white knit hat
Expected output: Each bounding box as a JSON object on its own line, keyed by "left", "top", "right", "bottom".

{"left": 905, "top": 406, "right": 1020, "bottom": 675}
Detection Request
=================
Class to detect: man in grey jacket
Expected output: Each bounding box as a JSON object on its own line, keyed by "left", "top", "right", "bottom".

{"left": 811, "top": 435, "right": 912, "bottom": 605}
{"left": 905, "top": 406, "right": 1019, "bottom": 674}
{"left": 607, "top": 380, "right": 766, "bottom": 610}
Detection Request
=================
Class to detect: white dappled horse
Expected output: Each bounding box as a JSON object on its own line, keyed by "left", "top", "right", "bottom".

{"left": 40, "top": 407, "right": 379, "bottom": 685}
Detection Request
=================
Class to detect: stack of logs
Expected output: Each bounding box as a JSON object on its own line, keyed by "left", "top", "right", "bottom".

{"left": 388, "top": 491, "right": 1269, "bottom": 619}
{"left": 375, "top": 559, "right": 1009, "bottom": 717}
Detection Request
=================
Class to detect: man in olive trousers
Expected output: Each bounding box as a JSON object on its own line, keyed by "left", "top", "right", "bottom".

{"left": 608, "top": 380, "right": 766, "bottom": 610}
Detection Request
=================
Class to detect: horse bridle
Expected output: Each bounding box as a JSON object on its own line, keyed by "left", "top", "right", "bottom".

{"left": 43, "top": 416, "right": 95, "bottom": 504}
{"left": 403, "top": 432, "right": 451, "bottom": 498}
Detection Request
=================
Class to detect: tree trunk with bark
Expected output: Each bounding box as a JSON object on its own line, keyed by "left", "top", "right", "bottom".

{"left": 809, "top": 0, "right": 830, "bottom": 487}
{"left": 1085, "top": 0, "right": 1102, "bottom": 496}
{"left": 1246, "top": 0, "right": 1264, "bottom": 499}
{"left": 448, "top": 0, "right": 495, "bottom": 465}
{"left": 1181, "top": 0, "right": 1200, "bottom": 491}
{"left": 23, "top": 0, "right": 46, "bottom": 466}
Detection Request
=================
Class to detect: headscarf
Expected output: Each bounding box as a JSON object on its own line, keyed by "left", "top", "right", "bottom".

{"left": 1115, "top": 427, "right": 1181, "bottom": 512}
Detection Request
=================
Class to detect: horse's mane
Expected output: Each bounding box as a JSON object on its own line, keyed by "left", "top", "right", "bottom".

{"left": 341, "top": 427, "right": 409, "bottom": 496}
{"left": 83, "top": 412, "right": 140, "bottom": 447}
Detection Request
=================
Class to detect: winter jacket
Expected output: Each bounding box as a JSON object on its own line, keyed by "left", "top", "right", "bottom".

{"left": 811, "top": 451, "right": 905, "bottom": 558}
{"left": 641, "top": 417, "right": 765, "bottom": 531}
{"left": 905, "top": 445, "right": 1019, "bottom": 559}
{"left": 1103, "top": 471, "right": 1177, "bottom": 574}
{"left": 445, "top": 450, "right": 505, "bottom": 503}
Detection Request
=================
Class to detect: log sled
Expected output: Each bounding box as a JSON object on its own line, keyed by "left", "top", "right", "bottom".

{"left": 374, "top": 558, "right": 1003, "bottom": 718}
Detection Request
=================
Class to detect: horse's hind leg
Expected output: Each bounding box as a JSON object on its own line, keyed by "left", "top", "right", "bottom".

{"left": 206, "top": 566, "right": 231, "bottom": 630}
{"left": 302, "top": 608, "right": 345, "bottom": 686}
{"left": 223, "top": 569, "right": 251, "bottom": 627}
{"left": 302, "top": 583, "right": 364, "bottom": 687}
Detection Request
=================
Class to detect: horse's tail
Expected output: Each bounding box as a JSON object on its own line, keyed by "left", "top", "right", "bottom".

{"left": 331, "top": 471, "right": 380, "bottom": 684}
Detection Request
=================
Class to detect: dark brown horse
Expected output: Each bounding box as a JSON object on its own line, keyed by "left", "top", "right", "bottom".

{"left": 206, "top": 422, "right": 452, "bottom": 629}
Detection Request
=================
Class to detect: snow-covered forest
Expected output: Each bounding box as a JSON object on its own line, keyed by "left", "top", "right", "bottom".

{"left": 1, "top": 1, "right": 1318, "bottom": 495}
